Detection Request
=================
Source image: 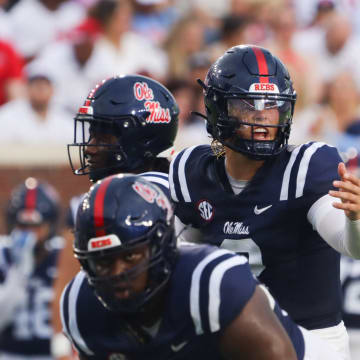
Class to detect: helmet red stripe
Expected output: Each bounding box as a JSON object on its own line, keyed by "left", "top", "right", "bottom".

{"left": 252, "top": 47, "right": 269, "bottom": 83}
{"left": 25, "top": 188, "right": 37, "bottom": 210}
{"left": 93, "top": 176, "right": 113, "bottom": 237}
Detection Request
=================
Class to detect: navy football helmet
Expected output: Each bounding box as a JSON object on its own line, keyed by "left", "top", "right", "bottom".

{"left": 68, "top": 75, "right": 179, "bottom": 182}
{"left": 74, "top": 174, "right": 177, "bottom": 313}
{"left": 6, "top": 177, "right": 60, "bottom": 236}
{"left": 201, "top": 45, "right": 297, "bottom": 159}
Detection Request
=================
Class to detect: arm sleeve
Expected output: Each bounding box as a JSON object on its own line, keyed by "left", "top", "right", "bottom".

{"left": 307, "top": 194, "right": 360, "bottom": 258}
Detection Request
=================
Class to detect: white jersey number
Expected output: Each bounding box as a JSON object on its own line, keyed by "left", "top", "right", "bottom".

{"left": 221, "top": 238, "right": 265, "bottom": 276}
{"left": 13, "top": 280, "right": 53, "bottom": 339}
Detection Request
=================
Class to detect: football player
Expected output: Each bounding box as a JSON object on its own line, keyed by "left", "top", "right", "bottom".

{"left": 61, "top": 174, "right": 339, "bottom": 360}
{"left": 169, "top": 45, "right": 360, "bottom": 360}
{"left": 51, "top": 75, "right": 179, "bottom": 359}
{"left": 0, "top": 178, "right": 63, "bottom": 360}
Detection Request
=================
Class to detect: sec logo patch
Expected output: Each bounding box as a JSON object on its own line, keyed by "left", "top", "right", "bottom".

{"left": 197, "top": 200, "right": 214, "bottom": 221}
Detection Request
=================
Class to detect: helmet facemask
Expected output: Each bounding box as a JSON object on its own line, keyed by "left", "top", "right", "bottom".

{"left": 75, "top": 222, "right": 176, "bottom": 313}
{"left": 68, "top": 114, "right": 150, "bottom": 182}
{"left": 202, "top": 45, "right": 297, "bottom": 160}
{"left": 206, "top": 87, "right": 295, "bottom": 160}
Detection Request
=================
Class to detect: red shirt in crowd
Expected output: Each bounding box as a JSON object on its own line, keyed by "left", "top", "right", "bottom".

{"left": 0, "top": 40, "right": 25, "bottom": 105}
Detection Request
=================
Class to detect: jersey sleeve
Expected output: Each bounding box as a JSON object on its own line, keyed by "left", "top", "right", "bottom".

{"left": 190, "top": 250, "right": 256, "bottom": 335}
{"left": 139, "top": 171, "right": 170, "bottom": 197}
{"left": 60, "top": 272, "right": 95, "bottom": 358}
{"left": 301, "top": 143, "right": 341, "bottom": 203}
{"left": 169, "top": 146, "right": 209, "bottom": 226}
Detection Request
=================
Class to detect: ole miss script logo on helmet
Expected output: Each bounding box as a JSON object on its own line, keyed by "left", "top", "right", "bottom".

{"left": 134, "top": 82, "right": 171, "bottom": 124}
{"left": 132, "top": 181, "right": 173, "bottom": 220}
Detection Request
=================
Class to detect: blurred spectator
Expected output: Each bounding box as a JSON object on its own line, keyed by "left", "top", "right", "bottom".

{"left": 264, "top": 5, "right": 322, "bottom": 111}
{"left": 293, "top": 10, "right": 360, "bottom": 95}
{"left": 176, "top": 0, "right": 230, "bottom": 19}
{"left": 0, "top": 38, "right": 26, "bottom": 106}
{"left": 0, "top": 0, "right": 12, "bottom": 40}
{"left": 164, "top": 14, "right": 205, "bottom": 79}
{"left": 131, "top": 0, "right": 180, "bottom": 45}
{"left": 207, "top": 15, "right": 252, "bottom": 61}
{"left": 29, "top": 0, "right": 169, "bottom": 114}
{"left": 290, "top": 71, "right": 360, "bottom": 147}
{"left": 187, "top": 50, "right": 212, "bottom": 85}
{"left": 28, "top": 18, "right": 108, "bottom": 115}
{"left": 6, "top": 0, "right": 85, "bottom": 62}
{"left": 88, "top": 0, "right": 168, "bottom": 80}
{"left": 0, "top": 73, "right": 73, "bottom": 145}
{"left": 166, "top": 78, "right": 210, "bottom": 152}
{"left": 318, "top": 13, "right": 360, "bottom": 89}
{"left": 337, "top": 0, "right": 360, "bottom": 36}
{"left": 292, "top": 0, "right": 336, "bottom": 59}
{"left": 0, "top": 177, "right": 63, "bottom": 359}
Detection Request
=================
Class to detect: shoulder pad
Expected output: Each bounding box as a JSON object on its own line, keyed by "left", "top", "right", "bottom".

{"left": 280, "top": 142, "right": 340, "bottom": 201}
{"left": 139, "top": 171, "right": 170, "bottom": 197}
{"left": 169, "top": 145, "right": 212, "bottom": 203}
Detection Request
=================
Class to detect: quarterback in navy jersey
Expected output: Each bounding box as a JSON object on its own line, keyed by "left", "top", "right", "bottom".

{"left": 169, "top": 45, "right": 360, "bottom": 359}
{"left": 51, "top": 75, "right": 179, "bottom": 359}
{"left": 0, "top": 178, "right": 63, "bottom": 360}
{"left": 60, "top": 174, "right": 338, "bottom": 360}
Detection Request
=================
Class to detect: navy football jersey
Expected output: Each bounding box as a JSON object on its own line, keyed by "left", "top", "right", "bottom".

{"left": 0, "top": 238, "right": 61, "bottom": 356}
{"left": 61, "top": 245, "right": 304, "bottom": 360}
{"left": 169, "top": 142, "right": 342, "bottom": 329}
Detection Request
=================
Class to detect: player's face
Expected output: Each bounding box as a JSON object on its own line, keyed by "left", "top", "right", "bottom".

{"left": 91, "top": 244, "right": 149, "bottom": 300}
{"left": 227, "top": 98, "right": 280, "bottom": 141}
{"left": 84, "top": 130, "right": 118, "bottom": 173}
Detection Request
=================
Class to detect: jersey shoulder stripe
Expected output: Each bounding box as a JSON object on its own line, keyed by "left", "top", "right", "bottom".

{"left": 280, "top": 141, "right": 336, "bottom": 201}
{"left": 170, "top": 145, "right": 209, "bottom": 203}
{"left": 140, "top": 171, "right": 170, "bottom": 197}
{"left": 189, "top": 248, "right": 247, "bottom": 335}
{"left": 61, "top": 271, "right": 94, "bottom": 356}
{"left": 208, "top": 256, "right": 248, "bottom": 332}
{"left": 140, "top": 171, "right": 169, "bottom": 188}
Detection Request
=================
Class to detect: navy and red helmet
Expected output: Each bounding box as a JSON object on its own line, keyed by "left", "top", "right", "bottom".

{"left": 6, "top": 177, "right": 60, "bottom": 234}
{"left": 68, "top": 75, "right": 179, "bottom": 182}
{"left": 74, "top": 174, "right": 177, "bottom": 313}
{"left": 202, "top": 45, "right": 297, "bottom": 159}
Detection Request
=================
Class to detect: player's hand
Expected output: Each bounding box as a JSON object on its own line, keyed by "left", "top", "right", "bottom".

{"left": 329, "top": 162, "right": 360, "bottom": 220}
{"left": 10, "top": 229, "right": 36, "bottom": 276}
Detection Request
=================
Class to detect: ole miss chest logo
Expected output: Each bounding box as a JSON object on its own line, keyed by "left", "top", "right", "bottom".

{"left": 133, "top": 82, "right": 171, "bottom": 124}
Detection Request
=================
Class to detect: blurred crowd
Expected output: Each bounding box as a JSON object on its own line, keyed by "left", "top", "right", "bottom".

{"left": 1, "top": 0, "right": 360, "bottom": 358}
{"left": 0, "top": 0, "right": 358, "bottom": 166}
